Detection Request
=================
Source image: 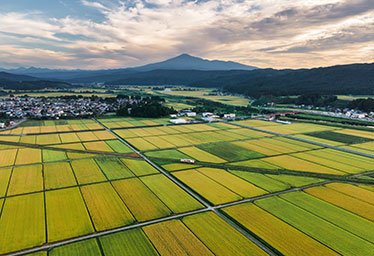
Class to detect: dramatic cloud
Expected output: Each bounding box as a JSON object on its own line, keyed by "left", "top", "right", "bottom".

{"left": 0, "top": 0, "right": 372, "bottom": 69}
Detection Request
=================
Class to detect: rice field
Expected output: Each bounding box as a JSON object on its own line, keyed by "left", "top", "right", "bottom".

{"left": 223, "top": 203, "right": 338, "bottom": 256}
{"left": 0, "top": 193, "right": 45, "bottom": 254}
{"left": 255, "top": 196, "right": 374, "bottom": 255}
{"left": 80, "top": 183, "right": 135, "bottom": 231}
{"left": 140, "top": 174, "right": 204, "bottom": 213}
{"left": 95, "top": 157, "right": 134, "bottom": 180}
{"left": 305, "top": 186, "right": 374, "bottom": 221}
{"left": 197, "top": 167, "right": 267, "bottom": 198}
{"left": 105, "top": 140, "right": 133, "bottom": 153}
{"left": 59, "top": 133, "right": 81, "bottom": 143}
{"left": 36, "top": 134, "right": 61, "bottom": 145}
{"left": 0, "top": 148, "right": 17, "bottom": 167}
{"left": 173, "top": 169, "right": 242, "bottom": 205}
{"left": 49, "top": 238, "right": 101, "bottom": 256}
{"left": 1, "top": 117, "right": 373, "bottom": 255}
{"left": 197, "top": 143, "right": 265, "bottom": 161}
{"left": 120, "top": 159, "right": 159, "bottom": 176}
{"left": 263, "top": 155, "right": 344, "bottom": 175}
{"left": 83, "top": 141, "right": 114, "bottom": 152}
{"left": 178, "top": 147, "right": 227, "bottom": 163}
{"left": 325, "top": 183, "right": 374, "bottom": 205}
{"left": 7, "top": 165, "right": 43, "bottom": 196}
{"left": 126, "top": 137, "right": 159, "bottom": 151}
{"left": 44, "top": 162, "right": 77, "bottom": 190}
{"left": 42, "top": 149, "right": 67, "bottom": 162}
{"left": 112, "top": 178, "right": 172, "bottom": 222}
{"left": 280, "top": 191, "right": 374, "bottom": 242}
{"left": 257, "top": 123, "right": 338, "bottom": 135}
{"left": 182, "top": 212, "right": 267, "bottom": 256}
{"left": 15, "top": 148, "right": 42, "bottom": 165}
{"left": 100, "top": 228, "right": 158, "bottom": 255}
{"left": 0, "top": 168, "right": 11, "bottom": 197}
{"left": 46, "top": 187, "right": 94, "bottom": 242}
{"left": 70, "top": 159, "right": 107, "bottom": 185}
{"left": 143, "top": 219, "right": 214, "bottom": 256}
{"left": 230, "top": 170, "right": 291, "bottom": 192}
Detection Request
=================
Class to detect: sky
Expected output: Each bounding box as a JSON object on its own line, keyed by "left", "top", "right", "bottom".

{"left": 0, "top": 0, "right": 373, "bottom": 69}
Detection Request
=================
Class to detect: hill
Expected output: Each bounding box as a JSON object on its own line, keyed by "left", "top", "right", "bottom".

{"left": 105, "top": 63, "right": 374, "bottom": 97}
{"left": 221, "top": 63, "right": 374, "bottom": 97}
{"left": 0, "top": 72, "right": 72, "bottom": 90}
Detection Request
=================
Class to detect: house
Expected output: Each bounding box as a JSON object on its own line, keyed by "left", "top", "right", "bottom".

{"left": 170, "top": 114, "right": 177, "bottom": 118}
{"left": 223, "top": 113, "right": 236, "bottom": 119}
{"left": 0, "top": 123, "right": 5, "bottom": 129}
{"left": 202, "top": 112, "right": 213, "bottom": 117}
{"left": 186, "top": 112, "right": 196, "bottom": 117}
{"left": 170, "top": 119, "right": 188, "bottom": 124}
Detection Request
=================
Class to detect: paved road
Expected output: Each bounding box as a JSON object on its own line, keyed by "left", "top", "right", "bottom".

{"left": 0, "top": 117, "right": 27, "bottom": 133}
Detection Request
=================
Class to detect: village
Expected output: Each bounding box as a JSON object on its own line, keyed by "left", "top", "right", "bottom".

{"left": 0, "top": 95, "right": 124, "bottom": 119}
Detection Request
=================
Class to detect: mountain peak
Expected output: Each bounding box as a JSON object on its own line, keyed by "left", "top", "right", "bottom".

{"left": 176, "top": 53, "right": 192, "bottom": 58}
{"left": 132, "top": 54, "right": 257, "bottom": 71}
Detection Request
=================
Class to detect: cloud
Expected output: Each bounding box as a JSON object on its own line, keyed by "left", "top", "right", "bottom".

{"left": 0, "top": 0, "right": 372, "bottom": 69}
{"left": 81, "top": 0, "right": 110, "bottom": 11}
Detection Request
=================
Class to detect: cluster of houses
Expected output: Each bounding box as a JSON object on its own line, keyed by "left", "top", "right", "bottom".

{"left": 169, "top": 110, "right": 236, "bottom": 124}
{"left": 299, "top": 109, "right": 374, "bottom": 122}
{"left": 0, "top": 96, "right": 122, "bottom": 118}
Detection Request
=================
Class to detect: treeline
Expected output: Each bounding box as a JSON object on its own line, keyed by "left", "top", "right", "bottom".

{"left": 253, "top": 94, "right": 338, "bottom": 107}
{"left": 254, "top": 94, "right": 374, "bottom": 113}
{"left": 348, "top": 98, "right": 374, "bottom": 112}
{"left": 0, "top": 80, "right": 71, "bottom": 90}
{"left": 223, "top": 64, "right": 374, "bottom": 97}
{"left": 117, "top": 97, "right": 176, "bottom": 118}
{"left": 102, "top": 63, "right": 374, "bottom": 98}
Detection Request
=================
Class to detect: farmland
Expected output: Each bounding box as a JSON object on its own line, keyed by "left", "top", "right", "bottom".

{"left": 0, "top": 116, "right": 373, "bottom": 255}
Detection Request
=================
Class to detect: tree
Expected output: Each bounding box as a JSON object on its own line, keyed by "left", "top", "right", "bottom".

{"left": 117, "top": 101, "right": 176, "bottom": 118}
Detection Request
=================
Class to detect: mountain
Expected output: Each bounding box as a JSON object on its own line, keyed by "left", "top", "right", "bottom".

{"left": 0, "top": 54, "right": 257, "bottom": 82}
{"left": 130, "top": 54, "right": 257, "bottom": 71}
{"left": 0, "top": 72, "right": 72, "bottom": 90}
{"left": 1, "top": 56, "right": 373, "bottom": 97}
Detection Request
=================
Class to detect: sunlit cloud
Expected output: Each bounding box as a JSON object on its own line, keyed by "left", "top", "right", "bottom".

{"left": 0, "top": 0, "right": 372, "bottom": 69}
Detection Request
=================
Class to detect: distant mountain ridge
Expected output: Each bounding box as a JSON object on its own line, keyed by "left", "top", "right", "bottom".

{"left": 0, "top": 55, "right": 373, "bottom": 97}
{"left": 0, "top": 54, "right": 257, "bottom": 81}
{"left": 0, "top": 72, "right": 71, "bottom": 90}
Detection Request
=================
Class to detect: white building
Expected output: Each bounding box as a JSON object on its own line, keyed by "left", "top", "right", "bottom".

{"left": 0, "top": 123, "right": 5, "bottom": 129}
{"left": 223, "top": 113, "right": 236, "bottom": 119}
{"left": 202, "top": 112, "right": 213, "bottom": 117}
{"left": 186, "top": 112, "right": 196, "bottom": 117}
{"left": 170, "top": 119, "right": 188, "bottom": 124}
